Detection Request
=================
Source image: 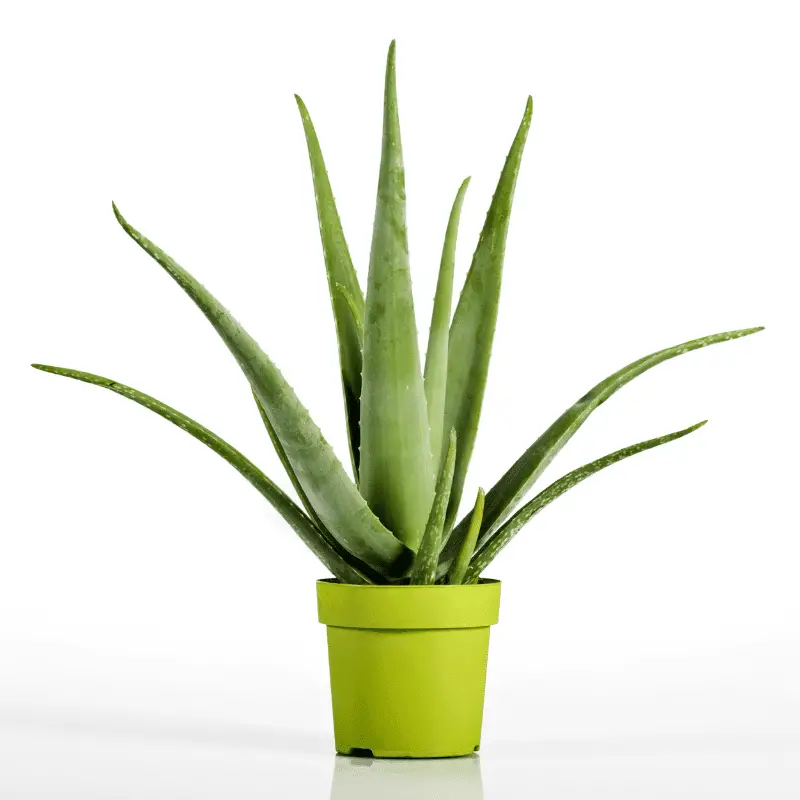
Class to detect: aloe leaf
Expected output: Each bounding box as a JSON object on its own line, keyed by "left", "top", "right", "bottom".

{"left": 334, "top": 282, "right": 364, "bottom": 341}
{"left": 410, "top": 430, "right": 457, "bottom": 585}
{"left": 251, "top": 390, "right": 324, "bottom": 530}
{"left": 31, "top": 364, "right": 372, "bottom": 585}
{"left": 447, "top": 487, "right": 485, "bottom": 585}
{"left": 424, "top": 177, "right": 470, "bottom": 476}
{"left": 442, "top": 326, "right": 764, "bottom": 570}
{"left": 111, "top": 204, "right": 410, "bottom": 576}
{"left": 251, "top": 390, "right": 388, "bottom": 584}
{"left": 295, "top": 95, "right": 365, "bottom": 478}
{"left": 464, "top": 420, "right": 708, "bottom": 581}
{"left": 358, "top": 41, "right": 434, "bottom": 551}
{"left": 443, "top": 97, "right": 533, "bottom": 533}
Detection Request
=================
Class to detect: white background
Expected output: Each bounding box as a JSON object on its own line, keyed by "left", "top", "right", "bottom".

{"left": 2, "top": 1, "right": 798, "bottom": 797}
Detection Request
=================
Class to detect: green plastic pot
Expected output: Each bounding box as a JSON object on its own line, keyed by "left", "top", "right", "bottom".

{"left": 317, "top": 578, "right": 501, "bottom": 758}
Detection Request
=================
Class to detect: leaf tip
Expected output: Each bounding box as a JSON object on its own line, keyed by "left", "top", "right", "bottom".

{"left": 524, "top": 95, "right": 534, "bottom": 118}
{"left": 31, "top": 363, "right": 62, "bottom": 377}
{"left": 680, "top": 420, "right": 708, "bottom": 437}
{"left": 385, "top": 41, "right": 397, "bottom": 85}
{"left": 111, "top": 201, "right": 129, "bottom": 231}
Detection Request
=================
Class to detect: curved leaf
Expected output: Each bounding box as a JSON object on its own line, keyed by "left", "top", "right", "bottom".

{"left": 111, "top": 203, "right": 410, "bottom": 576}
{"left": 252, "top": 390, "right": 324, "bottom": 529}
{"left": 410, "top": 430, "right": 457, "bottom": 585}
{"left": 295, "top": 94, "right": 365, "bottom": 478}
{"left": 251, "top": 389, "right": 387, "bottom": 584}
{"left": 424, "top": 177, "right": 470, "bottom": 476}
{"left": 31, "top": 364, "right": 372, "bottom": 584}
{"left": 464, "top": 420, "right": 708, "bottom": 581}
{"left": 443, "top": 96, "right": 533, "bottom": 533}
{"left": 358, "top": 41, "right": 434, "bottom": 551}
{"left": 442, "top": 326, "right": 763, "bottom": 570}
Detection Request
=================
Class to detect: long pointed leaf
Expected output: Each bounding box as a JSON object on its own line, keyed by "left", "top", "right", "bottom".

{"left": 111, "top": 204, "right": 410, "bottom": 576}
{"left": 252, "top": 391, "right": 387, "bottom": 584}
{"left": 252, "top": 390, "right": 324, "bottom": 529}
{"left": 464, "top": 420, "right": 708, "bottom": 581}
{"left": 410, "top": 430, "right": 457, "bottom": 585}
{"left": 424, "top": 177, "right": 470, "bottom": 476}
{"left": 447, "top": 487, "right": 484, "bottom": 585}
{"left": 442, "top": 326, "right": 763, "bottom": 570}
{"left": 31, "top": 364, "right": 372, "bottom": 584}
{"left": 253, "top": 392, "right": 387, "bottom": 583}
{"left": 358, "top": 41, "right": 434, "bottom": 551}
{"left": 443, "top": 97, "right": 533, "bottom": 533}
{"left": 295, "top": 95, "right": 364, "bottom": 478}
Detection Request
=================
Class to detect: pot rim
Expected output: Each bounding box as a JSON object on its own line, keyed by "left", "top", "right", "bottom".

{"left": 317, "top": 578, "right": 501, "bottom": 630}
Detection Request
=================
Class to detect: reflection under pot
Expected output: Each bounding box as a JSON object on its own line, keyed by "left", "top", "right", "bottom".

{"left": 329, "top": 752, "right": 483, "bottom": 800}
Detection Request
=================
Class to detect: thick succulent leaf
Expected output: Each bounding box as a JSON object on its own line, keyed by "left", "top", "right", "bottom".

{"left": 111, "top": 204, "right": 410, "bottom": 576}
{"left": 447, "top": 487, "right": 484, "bottom": 585}
{"left": 443, "top": 97, "right": 533, "bottom": 533}
{"left": 442, "top": 326, "right": 764, "bottom": 570}
{"left": 251, "top": 390, "right": 386, "bottom": 583}
{"left": 464, "top": 420, "right": 708, "bottom": 581}
{"left": 358, "top": 41, "right": 434, "bottom": 551}
{"left": 295, "top": 95, "right": 365, "bottom": 478}
{"left": 252, "top": 390, "right": 324, "bottom": 529}
{"left": 31, "top": 364, "right": 372, "bottom": 584}
{"left": 424, "top": 177, "right": 470, "bottom": 476}
{"left": 410, "top": 430, "right": 457, "bottom": 585}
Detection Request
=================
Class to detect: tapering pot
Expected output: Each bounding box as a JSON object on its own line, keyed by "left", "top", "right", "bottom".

{"left": 317, "top": 578, "right": 501, "bottom": 758}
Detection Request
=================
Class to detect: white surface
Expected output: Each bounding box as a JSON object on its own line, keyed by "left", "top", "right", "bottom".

{"left": 2, "top": 0, "right": 799, "bottom": 796}
{"left": 1, "top": 723, "right": 798, "bottom": 798}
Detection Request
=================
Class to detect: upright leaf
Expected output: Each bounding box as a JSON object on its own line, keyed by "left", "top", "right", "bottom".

{"left": 31, "top": 364, "right": 372, "bottom": 585}
{"left": 424, "top": 177, "right": 470, "bottom": 475}
{"left": 447, "top": 487, "right": 484, "bottom": 585}
{"left": 443, "top": 97, "right": 533, "bottom": 533}
{"left": 440, "top": 326, "right": 764, "bottom": 571}
{"left": 112, "top": 204, "right": 410, "bottom": 576}
{"left": 295, "top": 95, "right": 365, "bottom": 478}
{"left": 410, "top": 430, "right": 457, "bottom": 585}
{"left": 358, "top": 41, "right": 434, "bottom": 551}
{"left": 464, "top": 421, "right": 708, "bottom": 581}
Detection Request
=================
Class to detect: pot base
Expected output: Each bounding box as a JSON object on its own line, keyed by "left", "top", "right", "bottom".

{"left": 339, "top": 745, "right": 481, "bottom": 759}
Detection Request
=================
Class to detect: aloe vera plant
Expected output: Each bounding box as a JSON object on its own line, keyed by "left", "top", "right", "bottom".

{"left": 33, "top": 42, "right": 762, "bottom": 587}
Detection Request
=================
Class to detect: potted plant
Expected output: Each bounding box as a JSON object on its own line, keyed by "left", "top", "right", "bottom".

{"left": 32, "top": 41, "right": 762, "bottom": 758}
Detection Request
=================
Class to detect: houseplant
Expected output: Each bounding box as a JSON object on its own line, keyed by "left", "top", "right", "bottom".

{"left": 32, "top": 41, "right": 762, "bottom": 757}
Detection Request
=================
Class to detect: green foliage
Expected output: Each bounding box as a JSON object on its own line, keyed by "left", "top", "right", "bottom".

{"left": 463, "top": 422, "right": 708, "bottom": 581}
{"left": 410, "top": 430, "right": 457, "bottom": 585}
{"left": 31, "top": 365, "right": 372, "bottom": 585}
{"left": 425, "top": 177, "right": 470, "bottom": 476}
{"left": 33, "top": 42, "right": 762, "bottom": 586}
{"left": 295, "top": 94, "right": 364, "bottom": 478}
{"left": 447, "top": 488, "right": 485, "bottom": 585}
{"left": 443, "top": 96, "right": 533, "bottom": 534}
